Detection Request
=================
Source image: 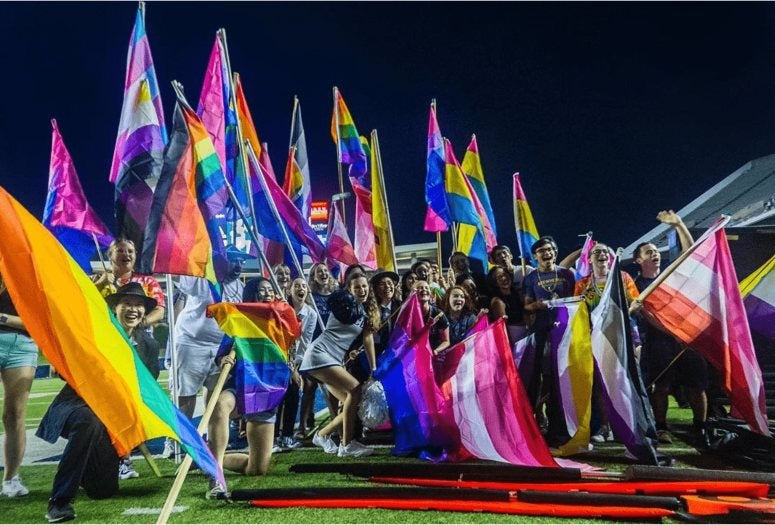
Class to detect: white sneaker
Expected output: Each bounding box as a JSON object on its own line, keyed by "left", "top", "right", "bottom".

{"left": 282, "top": 436, "right": 302, "bottom": 450}
{"left": 162, "top": 438, "right": 175, "bottom": 459}
{"left": 205, "top": 479, "right": 227, "bottom": 500}
{"left": 2, "top": 475, "right": 29, "bottom": 497}
{"left": 312, "top": 432, "right": 338, "bottom": 454}
{"left": 337, "top": 440, "right": 374, "bottom": 458}
{"left": 118, "top": 460, "right": 139, "bottom": 480}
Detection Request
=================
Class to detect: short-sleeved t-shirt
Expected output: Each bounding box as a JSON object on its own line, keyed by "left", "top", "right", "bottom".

{"left": 116, "top": 273, "right": 166, "bottom": 309}
{"left": 523, "top": 266, "right": 575, "bottom": 332}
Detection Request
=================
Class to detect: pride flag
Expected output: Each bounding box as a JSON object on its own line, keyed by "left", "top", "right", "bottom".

{"left": 423, "top": 101, "right": 450, "bottom": 232}
{"left": 141, "top": 85, "right": 230, "bottom": 284}
{"left": 0, "top": 186, "right": 223, "bottom": 485}
{"left": 643, "top": 218, "right": 769, "bottom": 435}
{"left": 461, "top": 134, "right": 498, "bottom": 243}
{"left": 740, "top": 253, "right": 775, "bottom": 341}
{"left": 513, "top": 173, "right": 540, "bottom": 266}
{"left": 444, "top": 139, "right": 488, "bottom": 271}
{"left": 109, "top": 3, "right": 167, "bottom": 260}
{"left": 286, "top": 97, "right": 312, "bottom": 220}
{"left": 331, "top": 87, "right": 368, "bottom": 183}
{"left": 574, "top": 232, "right": 595, "bottom": 280}
{"left": 208, "top": 302, "right": 301, "bottom": 414}
{"left": 43, "top": 120, "right": 113, "bottom": 274}
{"left": 371, "top": 131, "right": 396, "bottom": 271}
{"left": 282, "top": 147, "right": 305, "bottom": 215}
{"left": 326, "top": 202, "right": 359, "bottom": 268}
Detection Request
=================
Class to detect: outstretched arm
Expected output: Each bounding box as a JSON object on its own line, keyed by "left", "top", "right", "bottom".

{"left": 657, "top": 210, "right": 693, "bottom": 254}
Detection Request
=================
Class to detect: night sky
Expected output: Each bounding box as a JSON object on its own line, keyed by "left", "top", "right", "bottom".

{"left": 2, "top": 2, "right": 775, "bottom": 260}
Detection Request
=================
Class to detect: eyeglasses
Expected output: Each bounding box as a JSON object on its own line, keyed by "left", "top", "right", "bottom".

{"left": 590, "top": 249, "right": 608, "bottom": 255}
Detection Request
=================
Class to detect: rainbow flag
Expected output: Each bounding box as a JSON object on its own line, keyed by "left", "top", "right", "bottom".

{"left": 444, "top": 139, "right": 488, "bottom": 271}
{"left": 109, "top": 3, "right": 167, "bottom": 260}
{"left": 43, "top": 120, "right": 113, "bottom": 274}
{"left": 282, "top": 147, "right": 305, "bottom": 213}
{"left": 371, "top": 132, "right": 396, "bottom": 271}
{"left": 424, "top": 101, "right": 450, "bottom": 232}
{"left": 208, "top": 302, "right": 301, "bottom": 414}
{"left": 0, "top": 186, "right": 223, "bottom": 485}
{"left": 141, "top": 87, "right": 229, "bottom": 284}
{"left": 513, "top": 173, "right": 540, "bottom": 266}
{"left": 740, "top": 253, "right": 775, "bottom": 341}
{"left": 331, "top": 87, "right": 368, "bottom": 184}
{"left": 461, "top": 134, "right": 498, "bottom": 244}
{"left": 286, "top": 97, "right": 312, "bottom": 220}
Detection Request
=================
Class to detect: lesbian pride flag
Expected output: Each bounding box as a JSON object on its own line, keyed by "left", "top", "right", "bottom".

{"left": 0, "top": 186, "right": 223, "bottom": 485}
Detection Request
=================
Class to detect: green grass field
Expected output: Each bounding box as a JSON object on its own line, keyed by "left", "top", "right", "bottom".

{"left": 0, "top": 374, "right": 716, "bottom": 524}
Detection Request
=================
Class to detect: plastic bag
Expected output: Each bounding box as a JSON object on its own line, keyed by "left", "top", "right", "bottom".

{"left": 358, "top": 378, "right": 389, "bottom": 429}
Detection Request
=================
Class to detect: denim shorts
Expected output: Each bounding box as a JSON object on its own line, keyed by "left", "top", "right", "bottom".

{"left": 0, "top": 331, "right": 39, "bottom": 370}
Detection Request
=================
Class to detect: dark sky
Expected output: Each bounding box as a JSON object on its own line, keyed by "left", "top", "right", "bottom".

{"left": 2, "top": 2, "right": 775, "bottom": 259}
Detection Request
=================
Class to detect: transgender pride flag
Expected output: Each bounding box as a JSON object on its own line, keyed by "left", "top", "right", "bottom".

{"left": 740, "top": 253, "right": 775, "bottom": 341}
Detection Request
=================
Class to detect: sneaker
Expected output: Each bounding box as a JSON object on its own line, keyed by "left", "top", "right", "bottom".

{"left": 271, "top": 444, "right": 284, "bottom": 454}
{"left": 205, "top": 479, "right": 227, "bottom": 500}
{"left": 118, "top": 459, "right": 140, "bottom": 480}
{"left": 2, "top": 475, "right": 29, "bottom": 497}
{"left": 657, "top": 429, "right": 674, "bottom": 444}
{"left": 312, "top": 432, "right": 338, "bottom": 454}
{"left": 162, "top": 438, "right": 175, "bottom": 459}
{"left": 282, "top": 436, "right": 302, "bottom": 450}
{"left": 591, "top": 425, "right": 613, "bottom": 444}
{"left": 46, "top": 499, "right": 75, "bottom": 523}
{"left": 337, "top": 440, "right": 374, "bottom": 458}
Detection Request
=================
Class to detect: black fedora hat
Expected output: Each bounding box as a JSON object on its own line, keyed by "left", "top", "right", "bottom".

{"left": 105, "top": 282, "right": 157, "bottom": 312}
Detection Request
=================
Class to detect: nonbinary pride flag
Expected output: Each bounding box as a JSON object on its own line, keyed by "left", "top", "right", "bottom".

{"left": 0, "top": 186, "right": 224, "bottom": 485}
{"left": 740, "top": 253, "right": 775, "bottom": 341}
{"left": 643, "top": 218, "right": 769, "bottom": 436}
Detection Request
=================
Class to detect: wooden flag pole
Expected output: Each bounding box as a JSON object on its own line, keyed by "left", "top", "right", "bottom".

{"left": 332, "top": 86, "right": 346, "bottom": 223}
{"left": 157, "top": 351, "right": 236, "bottom": 525}
{"left": 90, "top": 233, "right": 110, "bottom": 274}
{"left": 245, "top": 141, "right": 327, "bottom": 333}
{"left": 288, "top": 95, "right": 299, "bottom": 150}
{"left": 512, "top": 174, "right": 527, "bottom": 279}
{"left": 163, "top": 274, "right": 182, "bottom": 464}
{"left": 436, "top": 232, "right": 443, "bottom": 273}
{"left": 139, "top": 443, "right": 161, "bottom": 478}
{"left": 371, "top": 129, "right": 398, "bottom": 271}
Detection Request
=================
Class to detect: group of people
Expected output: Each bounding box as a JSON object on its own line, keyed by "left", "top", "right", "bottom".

{"left": 0, "top": 209, "right": 716, "bottom": 522}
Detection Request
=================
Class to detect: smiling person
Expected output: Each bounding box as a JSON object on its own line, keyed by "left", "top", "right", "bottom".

{"left": 271, "top": 264, "right": 292, "bottom": 300}
{"left": 0, "top": 272, "right": 38, "bottom": 499}
{"left": 414, "top": 280, "right": 450, "bottom": 357}
{"left": 487, "top": 265, "right": 527, "bottom": 345}
{"left": 300, "top": 273, "right": 379, "bottom": 457}
{"left": 37, "top": 283, "right": 158, "bottom": 523}
{"left": 91, "top": 238, "right": 165, "bottom": 327}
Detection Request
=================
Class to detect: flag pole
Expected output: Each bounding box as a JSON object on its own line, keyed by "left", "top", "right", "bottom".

{"left": 157, "top": 350, "right": 236, "bottom": 525}
{"left": 371, "top": 129, "right": 398, "bottom": 271}
{"left": 513, "top": 173, "right": 527, "bottom": 278}
{"left": 90, "top": 233, "right": 110, "bottom": 274}
{"left": 246, "top": 141, "right": 327, "bottom": 333}
{"left": 436, "top": 232, "right": 443, "bottom": 272}
{"left": 171, "top": 80, "right": 280, "bottom": 296}
{"left": 288, "top": 95, "right": 299, "bottom": 150}
{"left": 332, "top": 86, "right": 346, "bottom": 222}
{"left": 634, "top": 216, "right": 731, "bottom": 303}
{"left": 163, "top": 273, "right": 182, "bottom": 463}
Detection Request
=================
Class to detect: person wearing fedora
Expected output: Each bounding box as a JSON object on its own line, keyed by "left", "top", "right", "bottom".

{"left": 38, "top": 283, "right": 159, "bottom": 523}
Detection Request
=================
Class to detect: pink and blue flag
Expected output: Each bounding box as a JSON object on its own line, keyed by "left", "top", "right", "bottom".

{"left": 740, "top": 253, "right": 775, "bottom": 341}
{"left": 424, "top": 101, "right": 450, "bottom": 232}
{"left": 109, "top": 3, "right": 167, "bottom": 261}
{"left": 326, "top": 202, "right": 359, "bottom": 270}
{"left": 461, "top": 134, "right": 498, "bottom": 245}
{"left": 574, "top": 232, "right": 595, "bottom": 279}
{"left": 513, "top": 173, "right": 540, "bottom": 266}
{"left": 43, "top": 119, "right": 113, "bottom": 274}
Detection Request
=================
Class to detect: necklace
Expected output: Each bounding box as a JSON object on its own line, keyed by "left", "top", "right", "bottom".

{"left": 536, "top": 268, "right": 559, "bottom": 299}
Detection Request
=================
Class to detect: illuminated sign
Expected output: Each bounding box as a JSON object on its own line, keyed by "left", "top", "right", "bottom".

{"left": 310, "top": 201, "right": 329, "bottom": 222}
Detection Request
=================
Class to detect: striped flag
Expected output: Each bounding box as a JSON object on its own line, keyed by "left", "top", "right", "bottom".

{"left": 740, "top": 253, "right": 775, "bottom": 341}
{"left": 574, "top": 232, "right": 595, "bottom": 280}
{"left": 643, "top": 218, "right": 770, "bottom": 435}
{"left": 513, "top": 173, "right": 540, "bottom": 266}
{"left": 326, "top": 202, "right": 359, "bottom": 269}
{"left": 423, "top": 101, "right": 450, "bottom": 232}
{"left": 208, "top": 302, "right": 300, "bottom": 414}
{"left": 444, "top": 139, "right": 488, "bottom": 271}
{"left": 592, "top": 255, "right": 660, "bottom": 463}
{"left": 550, "top": 301, "right": 594, "bottom": 457}
{"left": 436, "top": 318, "right": 561, "bottom": 466}
{"left": 371, "top": 131, "right": 396, "bottom": 271}
{"left": 0, "top": 187, "right": 224, "bottom": 485}
{"left": 44, "top": 120, "right": 114, "bottom": 273}
{"left": 286, "top": 97, "right": 312, "bottom": 220}
{"left": 461, "top": 134, "right": 498, "bottom": 245}
{"left": 109, "top": 3, "right": 167, "bottom": 259}
{"left": 141, "top": 86, "right": 230, "bottom": 284}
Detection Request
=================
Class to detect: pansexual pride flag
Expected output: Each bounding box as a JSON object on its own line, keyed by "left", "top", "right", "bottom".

{"left": 424, "top": 101, "right": 450, "bottom": 232}
{"left": 208, "top": 302, "right": 301, "bottom": 414}
{"left": 644, "top": 218, "right": 769, "bottom": 435}
{"left": 461, "top": 134, "right": 498, "bottom": 243}
{"left": 43, "top": 120, "right": 113, "bottom": 274}
{"left": 444, "top": 139, "right": 488, "bottom": 271}
{"left": 740, "top": 253, "right": 775, "bottom": 341}
{"left": 109, "top": 3, "right": 166, "bottom": 259}
{"left": 0, "top": 187, "right": 223, "bottom": 485}
{"left": 142, "top": 86, "right": 229, "bottom": 284}
{"left": 513, "top": 173, "right": 540, "bottom": 266}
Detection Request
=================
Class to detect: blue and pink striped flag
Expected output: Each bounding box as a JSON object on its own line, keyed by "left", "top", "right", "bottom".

{"left": 43, "top": 119, "right": 113, "bottom": 273}
{"left": 109, "top": 3, "right": 166, "bottom": 258}
{"left": 423, "top": 101, "right": 450, "bottom": 232}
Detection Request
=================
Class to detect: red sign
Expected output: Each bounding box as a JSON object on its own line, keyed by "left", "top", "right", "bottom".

{"left": 310, "top": 201, "right": 329, "bottom": 222}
